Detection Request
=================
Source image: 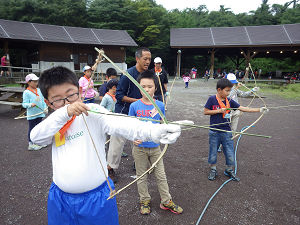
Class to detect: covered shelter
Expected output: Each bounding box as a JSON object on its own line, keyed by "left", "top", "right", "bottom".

{"left": 170, "top": 24, "right": 300, "bottom": 77}
{"left": 0, "top": 19, "right": 137, "bottom": 74}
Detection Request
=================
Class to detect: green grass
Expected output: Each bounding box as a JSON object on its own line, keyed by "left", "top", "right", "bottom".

{"left": 240, "top": 82, "right": 300, "bottom": 100}
{"left": 3, "top": 83, "right": 20, "bottom": 87}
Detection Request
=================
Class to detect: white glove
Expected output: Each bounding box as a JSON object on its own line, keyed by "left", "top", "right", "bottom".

{"left": 150, "top": 124, "right": 181, "bottom": 144}
{"left": 251, "top": 87, "right": 260, "bottom": 92}
{"left": 165, "top": 92, "right": 169, "bottom": 96}
{"left": 260, "top": 107, "right": 269, "bottom": 113}
{"left": 173, "top": 120, "right": 194, "bottom": 128}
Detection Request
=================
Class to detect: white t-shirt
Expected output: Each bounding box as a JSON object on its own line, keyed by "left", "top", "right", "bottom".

{"left": 31, "top": 104, "right": 155, "bottom": 193}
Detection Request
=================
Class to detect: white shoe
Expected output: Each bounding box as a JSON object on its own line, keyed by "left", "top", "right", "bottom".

{"left": 28, "top": 144, "right": 42, "bottom": 151}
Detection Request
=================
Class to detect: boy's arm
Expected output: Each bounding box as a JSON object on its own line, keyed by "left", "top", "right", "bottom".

{"left": 30, "top": 105, "right": 72, "bottom": 145}
{"left": 236, "top": 89, "right": 252, "bottom": 98}
{"left": 238, "top": 106, "right": 268, "bottom": 113}
{"left": 204, "top": 107, "right": 225, "bottom": 115}
{"left": 31, "top": 103, "right": 89, "bottom": 145}
{"left": 90, "top": 104, "right": 180, "bottom": 144}
{"left": 238, "top": 106, "right": 260, "bottom": 112}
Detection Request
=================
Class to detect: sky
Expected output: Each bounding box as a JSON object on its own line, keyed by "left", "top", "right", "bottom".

{"left": 155, "top": 0, "right": 292, "bottom": 14}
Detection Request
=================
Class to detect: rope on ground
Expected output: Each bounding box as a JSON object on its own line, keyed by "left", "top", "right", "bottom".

{"left": 195, "top": 126, "right": 249, "bottom": 225}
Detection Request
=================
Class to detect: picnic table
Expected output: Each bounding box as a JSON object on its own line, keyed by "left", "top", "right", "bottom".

{"left": 0, "top": 87, "right": 24, "bottom": 108}
{"left": 15, "top": 81, "right": 27, "bottom": 87}
{"left": 93, "top": 83, "right": 102, "bottom": 89}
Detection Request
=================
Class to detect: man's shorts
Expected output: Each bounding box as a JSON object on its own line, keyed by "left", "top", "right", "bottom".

{"left": 48, "top": 178, "right": 118, "bottom": 225}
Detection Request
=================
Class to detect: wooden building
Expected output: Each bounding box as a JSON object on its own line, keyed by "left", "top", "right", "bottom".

{"left": 0, "top": 19, "right": 137, "bottom": 73}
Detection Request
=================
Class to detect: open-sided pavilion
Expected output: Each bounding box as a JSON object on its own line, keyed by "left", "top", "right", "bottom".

{"left": 170, "top": 24, "right": 300, "bottom": 76}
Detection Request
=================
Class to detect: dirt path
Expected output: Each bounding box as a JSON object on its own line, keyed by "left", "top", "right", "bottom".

{"left": 0, "top": 79, "right": 299, "bottom": 225}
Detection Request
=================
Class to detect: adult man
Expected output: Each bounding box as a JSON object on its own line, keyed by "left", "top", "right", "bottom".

{"left": 107, "top": 47, "right": 151, "bottom": 182}
{"left": 151, "top": 57, "right": 169, "bottom": 103}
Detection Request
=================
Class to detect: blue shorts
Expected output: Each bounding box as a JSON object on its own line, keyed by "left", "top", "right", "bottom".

{"left": 83, "top": 97, "right": 95, "bottom": 104}
{"left": 48, "top": 178, "right": 119, "bottom": 225}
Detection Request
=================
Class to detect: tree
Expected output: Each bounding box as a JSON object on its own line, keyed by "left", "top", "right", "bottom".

{"left": 88, "top": 0, "right": 137, "bottom": 32}
{"left": 0, "top": 0, "right": 87, "bottom": 26}
{"left": 249, "top": 0, "right": 275, "bottom": 25}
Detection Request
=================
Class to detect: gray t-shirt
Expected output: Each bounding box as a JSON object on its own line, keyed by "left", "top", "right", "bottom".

{"left": 100, "top": 94, "right": 116, "bottom": 112}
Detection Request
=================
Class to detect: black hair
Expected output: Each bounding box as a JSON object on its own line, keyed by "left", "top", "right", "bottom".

{"left": 106, "top": 68, "right": 117, "bottom": 77}
{"left": 107, "top": 79, "right": 118, "bottom": 90}
{"left": 135, "top": 47, "right": 151, "bottom": 58}
{"left": 216, "top": 78, "right": 233, "bottom": 90}
{"left": 39, "top": 66, "right": 78, "bottom": 99}
{"left": 137, "top": 70, "right": 158, "bottom": 89}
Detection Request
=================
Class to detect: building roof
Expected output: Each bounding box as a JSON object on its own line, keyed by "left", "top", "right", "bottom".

{"left": 170, "top": 24, "right": 300, "bottom": 48}
{"left": 0, "top": 19, "right": 137, "bottom": 46}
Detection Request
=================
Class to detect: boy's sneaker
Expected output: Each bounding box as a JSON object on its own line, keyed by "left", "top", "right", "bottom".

{"left": 28, "top": 144, "right": 42, "bottom": 151}
{"left": 160, "top": 200, "right": 183, "bottom": 214}
{"left": 217, "top": 146, "right": 222, "bottom": 152}
{"left": 108, "top": 168, "right": 118, "bottom": 183}
{"left": 140, "top": 200, "right": 151, "bottom": 215}
{"left": 208, "top": 169, "right": 217, "bottom": 181}
{"left": 224, "top": 168, "right": 240, "bottom": 181}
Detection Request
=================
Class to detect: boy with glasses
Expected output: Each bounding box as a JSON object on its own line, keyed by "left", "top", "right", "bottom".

{"left": 30, "top": 66, "right": 181, "bottom": 225}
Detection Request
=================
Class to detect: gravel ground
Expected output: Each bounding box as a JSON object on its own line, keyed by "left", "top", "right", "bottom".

{"left": 0, "top": 78, "right": 299, "bottom": 225}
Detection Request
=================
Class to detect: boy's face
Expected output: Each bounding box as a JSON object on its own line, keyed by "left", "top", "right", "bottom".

{"left": 84, "top": 69, "right": 92, "bottom": 78}
{"left": 155, "top": 63, "right": 162, "bottom": 70}
{"left": 139, "top": 78, "right": 156, "bottom": 99}
{"left": 108, "top": 75, "right": 117, "bottom": 81}
{"left": 218, "top": 87, "right": 232, "bottom": 98}
{"left": 111, "top": 86, "right": 117, "bottom": 95}
{"left": 45, "top": 83, "right": 80, "bottom": 110}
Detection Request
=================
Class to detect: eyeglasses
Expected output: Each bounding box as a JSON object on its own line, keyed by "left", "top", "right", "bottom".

{"left": 49, "top": 92, "right": 79, "bottom": 108}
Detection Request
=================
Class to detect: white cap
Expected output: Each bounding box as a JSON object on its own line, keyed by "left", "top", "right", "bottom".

{"left": 25, "top": 73, "right": 39, "bottom": 83}
{"left": 154, "top": 57, "right": 162, "bottom": 64}
{"left": 83, "top": 65, "right": 92, "bottom": 72}
{"left": 226, "top": 73, "right": 238, "bottom": 84}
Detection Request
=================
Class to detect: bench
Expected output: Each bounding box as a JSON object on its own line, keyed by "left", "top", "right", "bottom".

{"left": 0, "top": 100, "right": 22, "bottom": 106}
